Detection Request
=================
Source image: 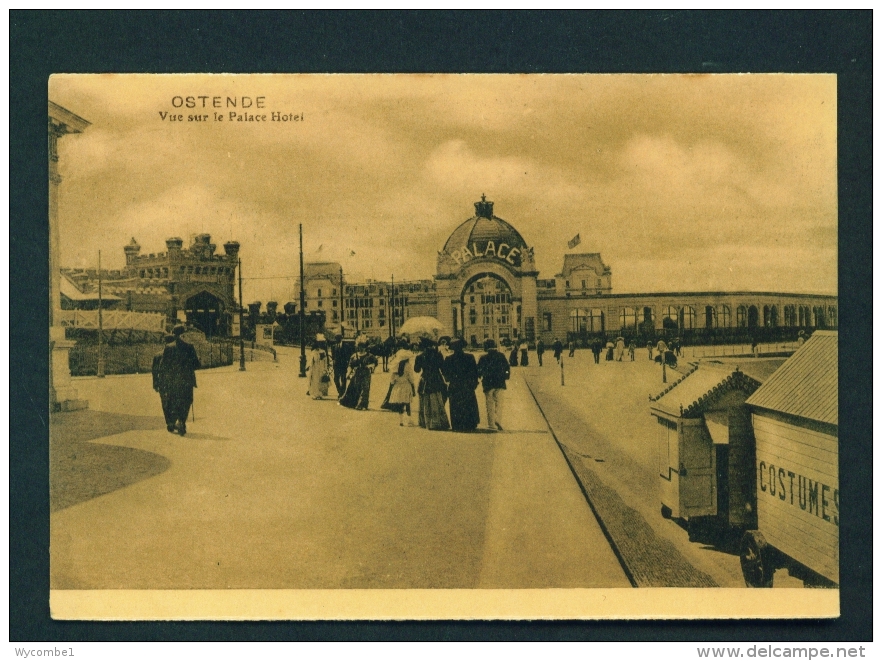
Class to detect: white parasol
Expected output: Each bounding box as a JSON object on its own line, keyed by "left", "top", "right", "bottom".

{"left": 397, "top": 316, "right": 446, "bottom": 340}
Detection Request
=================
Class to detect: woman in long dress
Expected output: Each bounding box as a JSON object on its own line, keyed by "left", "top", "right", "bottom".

{"left": 413, "top": 339, "right": 450, "bottom": 430}
{"left": 381, "top": 338, "right": 412, "bottom": 411}
{"left": 614, "top": 337, "right": 626, "bottom": 361}
{"left": 387, "top": 347, "right": 416, "bottom": 426}
{"left": 339, "top": 345, "right": 378, "bottom": 410}
{"left": 519, "top": 340, "right": 529, "bottom": 367}
{"left": 441, "top": 339, "right": 480, "bottom": 431}
{"left": 306, "top": 342, "right": 331, "bottom": 399}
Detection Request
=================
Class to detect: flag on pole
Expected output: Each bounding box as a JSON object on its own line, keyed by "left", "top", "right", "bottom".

{"left": 567, "top": 233, "right": 581, "bottom": 249}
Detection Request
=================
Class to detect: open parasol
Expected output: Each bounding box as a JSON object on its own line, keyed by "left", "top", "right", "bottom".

{"left": 397, "top": 316, "right": 446, "bottom": 340}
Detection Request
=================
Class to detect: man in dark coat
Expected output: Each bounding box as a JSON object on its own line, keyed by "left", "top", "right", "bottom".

{"left": 160, "top": 325, "right": 201, "bottom": 435}
{"left": 591, "top": 337, "right": 602, "bottom": 364}
{"left": 536, "top": 338, "right": 545, "bottom": 366}
{"left": 477, "top": 339, "right": 510, "bottom": 431}
{"left": 552, "top": 338, "right": 564, "bottom": 363}
{"left": 332, "top": 335, "right": 355, "bottom": 397}
{"left": 381, "top": 335, "right": 396, "bottom": 372}
{"left": 441, "top": 339, "right": 480, "bottom": 431}
{"left": 152, "top": 333, "right": 176, "bottom": 432}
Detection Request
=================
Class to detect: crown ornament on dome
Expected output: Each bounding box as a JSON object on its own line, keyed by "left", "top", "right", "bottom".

{"left": 474, "top": 194, "right": 494, "bottom": 219}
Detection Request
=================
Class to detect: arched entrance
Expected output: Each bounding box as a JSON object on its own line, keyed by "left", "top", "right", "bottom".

{"left": 747, "top": 305, "right": 760, "bottom": 329}
{"left": 460, "top": 273, "right": 515, "bottom": 347}
{"left": 185, "top": 290, "right": 224, "bottom": 337}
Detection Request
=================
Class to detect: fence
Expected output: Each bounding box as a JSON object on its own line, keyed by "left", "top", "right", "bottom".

{"left": 565, "top": 326, "right": 822, "bottom": 348}
{"left": 58, "top": 309, "right": 166, "bottom": 332}
{"left": 228, "top": 342, "right": 277, "bottom": 362}
{"left": 69, "top": 339, "right": 235, "bottom": 376}
{"left": 682, "top": 341, "right": 800, "bottom": 359}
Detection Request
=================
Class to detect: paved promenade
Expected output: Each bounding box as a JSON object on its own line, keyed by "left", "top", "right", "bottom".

{"left": 50, "top": 346, "right": 629, "bottom": 590}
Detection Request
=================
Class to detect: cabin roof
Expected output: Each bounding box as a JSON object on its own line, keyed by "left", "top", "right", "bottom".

{"left": 746, "top": 331, "right": 838, "bottom": 426}
{"left": 651, "top": 365, "right": 761, "bottom": 418}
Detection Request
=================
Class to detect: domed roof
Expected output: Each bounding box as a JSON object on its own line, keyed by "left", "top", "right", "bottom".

{"left": 443, "top": 196, "right": 528, "bottom": 254}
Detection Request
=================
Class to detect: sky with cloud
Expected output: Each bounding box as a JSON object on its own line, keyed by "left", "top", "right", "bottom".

{"left": 50, "top": 74, "right": 837, "bottom": 304}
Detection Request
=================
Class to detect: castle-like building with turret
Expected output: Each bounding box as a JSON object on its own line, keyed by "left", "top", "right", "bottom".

{"left": 62, "top": 233, "right": 240, "bottom": 337}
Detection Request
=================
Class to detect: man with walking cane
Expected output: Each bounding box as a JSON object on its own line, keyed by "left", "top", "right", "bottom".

{"left": 152, "top": 333, "right": 176, "bottom": 433}
{"left": 158, "top": 325, "right": 201, "bottom": 436}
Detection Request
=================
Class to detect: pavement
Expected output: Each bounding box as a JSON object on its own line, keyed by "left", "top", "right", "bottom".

{"left": 50, "top": 346, "right": 629, "bottom": 590}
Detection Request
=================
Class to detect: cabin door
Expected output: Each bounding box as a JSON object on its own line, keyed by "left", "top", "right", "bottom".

{"left": 678, "top": 419, "right": 717, "bottom": 518}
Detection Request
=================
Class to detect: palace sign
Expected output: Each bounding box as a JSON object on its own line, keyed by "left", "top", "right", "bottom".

{"left": 447, "top": 241, "right": 526, "bottom": 268}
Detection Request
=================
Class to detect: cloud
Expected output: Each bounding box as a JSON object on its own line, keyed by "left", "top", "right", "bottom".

{"left": 424, "top": 139, "right": 534, "bottom": 193}
{"left": 50, "top": 74, "right": 837, "bottom": 301}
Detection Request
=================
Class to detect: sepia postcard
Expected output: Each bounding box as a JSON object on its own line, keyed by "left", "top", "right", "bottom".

{"left": 47, "top": 73, "right": 839, "bottom": 620}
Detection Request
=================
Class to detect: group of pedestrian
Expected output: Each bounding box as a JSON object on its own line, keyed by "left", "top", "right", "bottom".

{"left": 148, "top": 324, "right": 510, "bottom": 437}
{"left": 315, "top": 333, "right": 512, "bottom": 432}
{"left": 151, "top": 321, "right": 682, "bottom": 440}
{"left": 406, "top": 336, "right": 510, "bottom": 432}
{"left": 542, "top": 335, "right": 652, "bottom": 363}
{"left": 506, "top": 340, "right": 530, "bottom": 367}
{"left": 654, "top": 338, "right": 677, "bottom": 367}
{"left": 338, "top": 337, "right": 378, "bottom": 410}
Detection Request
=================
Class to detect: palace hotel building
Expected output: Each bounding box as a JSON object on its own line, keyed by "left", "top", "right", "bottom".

{"left": 302, "top": 196, "right": 837, "bottom": 347}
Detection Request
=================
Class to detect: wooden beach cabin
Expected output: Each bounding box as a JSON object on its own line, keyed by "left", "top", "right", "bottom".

{"left": 650, "top": 365, "right": 762, "bottom": 536}
{"left": 741, "top": 330, "right": 839, "bottom": 587}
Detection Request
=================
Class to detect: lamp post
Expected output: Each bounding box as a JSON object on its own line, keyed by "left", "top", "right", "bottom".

{"left": 390, "top": 274, "right": 395, "bottom": 339}
{"left": 238, "top": 257, "right": 245, "bottom": 371}
{"left": 298, "top": 223, "right": 307, "bottom": 378}
{"left": 339, "top": 266, "right": 345, "bottom": 338}
{"left": 659, "top": 338, "right": 668, "bottom": 384}
{"left": 354, "top": 285, "right": 360, "bottom": 335}
{"left": 97, "top": 250, "right": 105, "bottom": 378}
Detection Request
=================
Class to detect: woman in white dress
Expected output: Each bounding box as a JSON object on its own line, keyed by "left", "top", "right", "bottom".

{"left": 387, "top": 339, "right": 416, "bottom": 425}
{"left": 307, "top": 342, "right": 331, "bottom": 399}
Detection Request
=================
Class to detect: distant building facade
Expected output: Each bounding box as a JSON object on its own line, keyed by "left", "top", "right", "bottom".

{"left": 62, "top": 233, "right": 240, "bottom": 337}
{"left": 298, "top": 262, "right": 436, "bottom": 338}
{"left": 303, "top": 197, "right": 838, "bottom": 346}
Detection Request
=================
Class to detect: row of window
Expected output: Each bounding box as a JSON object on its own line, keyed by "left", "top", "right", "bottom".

{"left": 307, "top": 297, "right": 412, "bottom": 310}
{"left": 566, "top": 304, "right": 838, "bottom": 332}
{"left": 342, "top": 284, "right": 432, "bottom": 296}
{"left": 345, "top": 308, "right": 394, "bottom": 320}
{"left": 313, "top": 288, "right": 416, "bottom": 300}
{"left": 464, "top": 303, "right": 522, "bottom": 329}
{"left": 345, "top": 316, "right": 389, "bottom": 329}
{"left": 565, "top": 278, "right": 604, "bottom": 289}
{"left": 466, "top": 293, "right": 511, "bottom": 305}
{"left": 340, "top": 297, "right": 411, "bottom": 309}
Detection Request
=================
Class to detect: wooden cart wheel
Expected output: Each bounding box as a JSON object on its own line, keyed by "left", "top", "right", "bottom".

{"left": 740, "top": 530, "right": 774, "bottom": 588}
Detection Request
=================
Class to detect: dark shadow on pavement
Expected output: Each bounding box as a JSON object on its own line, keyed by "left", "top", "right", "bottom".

{"left": 50, "top": 409, "right": 171, "bottom": 512}
{"left": 176, "top": 432, "right": 231, "bottom": 441}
